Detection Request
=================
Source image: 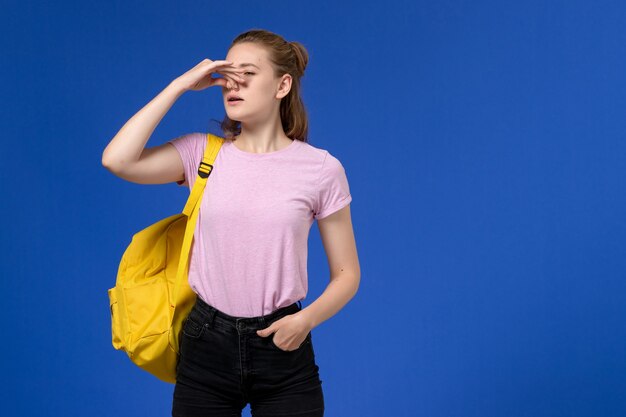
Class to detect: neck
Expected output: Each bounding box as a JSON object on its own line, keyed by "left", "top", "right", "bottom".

{"left": 234, "top": 119, "right": 293, "bottom": 153}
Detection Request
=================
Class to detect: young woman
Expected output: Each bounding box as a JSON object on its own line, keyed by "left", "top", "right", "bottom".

{"left": 102, "top": 29, "right": 360, "bottom": 417}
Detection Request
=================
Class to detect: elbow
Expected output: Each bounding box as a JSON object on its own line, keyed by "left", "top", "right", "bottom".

{"left": 102, "top": 155, "right": 120, "bottom": 174}
{"left": 352, "top": 268, "right": 361, "bottom": 291}
{"left": 101, "top": 154, "right": 112, "bottom": 170}
{"left": 101, "top": 148, "right": 115, "bottom": 170}
{"left": 101, "top": 150, "right": 127, "bottom": 174}
{"left": 346, "top": 274, "right": 360, "bottom": 295}
{"left": 101, "top": 145, "right": 125, "bottom": 171}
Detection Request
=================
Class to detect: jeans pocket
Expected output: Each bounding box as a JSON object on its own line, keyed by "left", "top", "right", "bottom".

{"left": 182, "top": 315, "right": 205, "bottom": 339}
{"left": 271, "top": 332, "right": 311, "bottom": 352}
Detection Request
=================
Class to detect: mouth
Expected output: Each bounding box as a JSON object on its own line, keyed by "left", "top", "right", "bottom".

{"left": 227, "top": 98, "right": 244, "bottom": 106}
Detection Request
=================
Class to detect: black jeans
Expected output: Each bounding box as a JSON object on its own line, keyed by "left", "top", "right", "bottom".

{"left": 172, "top": 296, "right": 325, "bottom": 417}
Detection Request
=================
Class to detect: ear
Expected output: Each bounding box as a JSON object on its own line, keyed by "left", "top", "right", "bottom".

{"left": 276, "top": 73, "right": 292, "bottom": 99}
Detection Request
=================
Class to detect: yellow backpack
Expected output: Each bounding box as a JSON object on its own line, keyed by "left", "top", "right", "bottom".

{"left": 107, "top": 133, "right": 224, "bottom": 384}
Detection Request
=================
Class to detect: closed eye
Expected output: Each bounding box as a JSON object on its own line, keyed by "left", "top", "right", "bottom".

{"left": 244, "top": 72, "right": 255, "bottom": 75}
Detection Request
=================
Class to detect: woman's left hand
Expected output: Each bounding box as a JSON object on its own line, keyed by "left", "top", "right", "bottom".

{"left": 256, "top": 312, "right": 311, "bottom": 351}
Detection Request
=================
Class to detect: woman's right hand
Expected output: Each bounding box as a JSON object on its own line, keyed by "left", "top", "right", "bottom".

{"left": 173, "top": 59, "right": 246, "bottom": 93}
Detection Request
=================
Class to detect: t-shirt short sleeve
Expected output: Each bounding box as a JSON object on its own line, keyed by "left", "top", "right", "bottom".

{"left": 167, "top": 132, "right": 206, "bottom": 188}
{"left": 314, "top": 152, "right": 352, "bottom": 219}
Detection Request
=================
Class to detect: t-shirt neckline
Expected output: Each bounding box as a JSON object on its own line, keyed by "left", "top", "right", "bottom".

{"left": 225, "top": 138, "right": 300, "bottom": 160}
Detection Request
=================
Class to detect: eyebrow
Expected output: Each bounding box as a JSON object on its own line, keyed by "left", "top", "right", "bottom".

{"left": 236, "top": 63, "right": 261, "bottom": 69}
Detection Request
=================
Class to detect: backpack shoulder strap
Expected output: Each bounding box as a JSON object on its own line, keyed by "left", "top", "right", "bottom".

{"left": 181, "top": 133, "right": 224, "bottom": 216}
{"left": 171, "top": 133, "right": 224, "bottom": 309}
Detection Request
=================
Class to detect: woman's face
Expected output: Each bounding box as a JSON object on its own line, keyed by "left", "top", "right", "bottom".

{"left": 223, "top": 42, "right": 291, "bottom": 124}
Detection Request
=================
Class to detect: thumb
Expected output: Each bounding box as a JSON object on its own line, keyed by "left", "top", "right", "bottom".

{"left": 257, "top": 325, "right": 276, "bottom": 337}
{"left": 209, "top": 76, "right": 228, "bottom": 89}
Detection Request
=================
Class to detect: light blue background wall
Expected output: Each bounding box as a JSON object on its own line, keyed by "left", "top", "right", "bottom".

{"left": 2, "top": 1, "right": 625, "bottom": 416}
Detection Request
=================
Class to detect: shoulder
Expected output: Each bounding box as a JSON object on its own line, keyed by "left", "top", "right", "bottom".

{"left": 301, "top": 140, "right": 347, "bottom": 170}
{"left": 171, "top": 132, "right": 207, "bottom": 142}
{"left": 297, "top": 140, "right": 345, "bottom": 168}
{"left": 169, "top": 132, "right": 230, "bottom": 155}
{"left": 168, "top": 132, "right": 207, "bottom": 150}
{"left": 297, "top": 139, "right": 325, "bottom": 158}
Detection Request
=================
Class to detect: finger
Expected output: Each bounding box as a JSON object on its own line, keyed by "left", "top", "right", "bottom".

{"left": 216, "top": 65, "right": 245, "bottom": 76}
{"left": 226, "top": 77, "right": 242, "bottom": 90}
{"left": 227, "top": 74, "right": 246, "bottom": 84}
{"left": 220, "top": 67, "right": 246, "bottom": 76}
{"left": 211, "top": 77, "right": 228, "bottom": 88}
{"left": 210, "top": 72, "right": 236, "bottom": 89}
{"left": 211, "top": 62, "right": 244, "bottom": 74}
{"left": 208, "top": 61, "right": 239, "bottom": 75}
{"left": 223, "top": 73, "right": 240, "bottom": 85}
{"left": 223, "top": 77, "right": 237, "bottom": 90}
{"left": 217, "top": 69, "right": 246, "bottom": 83}
{"left": 212, "top": 69, "right": 241, "bottom": 84}
{"left": 209, "top": 60, "right": 234, "bottom": 67}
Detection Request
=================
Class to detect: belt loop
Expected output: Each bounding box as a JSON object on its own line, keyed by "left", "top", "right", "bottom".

{"left": 208, "top": 308, "right": 216, "bottom": 328}
{"left": 259, "top": 309, "right": 268, "bottom": 328}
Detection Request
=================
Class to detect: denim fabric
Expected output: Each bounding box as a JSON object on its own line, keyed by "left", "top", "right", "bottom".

{"left": 172, "top": 297, "right": 325, "bottom": 417}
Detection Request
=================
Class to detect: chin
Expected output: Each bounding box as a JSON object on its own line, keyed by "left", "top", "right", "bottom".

{"left": 226, "top": 110, "right": 255, "bottom": 123}
{"left": 224, "top": 108, "right": 241, "bottom": 117}
{"left": 226, "top": 114, "right": 244, "bottom": 123}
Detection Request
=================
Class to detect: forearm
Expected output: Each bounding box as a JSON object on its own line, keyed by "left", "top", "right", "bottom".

{"left": 300, "top": 275, "right": 359, "bottom": 330}
{"left": 101, "top": 80, "right": 186, "bottom": 169}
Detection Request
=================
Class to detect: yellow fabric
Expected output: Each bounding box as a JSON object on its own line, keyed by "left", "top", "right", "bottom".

{"left": 107, "top": 133, "right": 224, "bottom": 384}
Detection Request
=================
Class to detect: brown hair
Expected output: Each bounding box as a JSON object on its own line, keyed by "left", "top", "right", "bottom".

{"left": 212, "top": 29, "right": 310, "bottom": 143}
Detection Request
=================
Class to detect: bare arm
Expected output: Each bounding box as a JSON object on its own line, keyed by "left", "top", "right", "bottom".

{"left": 101, "top": 81, "right": 187, "bottom": 184}
{"left": 299, "top": 204, "right": 361, "bottom": 330}
{"left": 101, "top": 59, "right": 246, "bottom": 185}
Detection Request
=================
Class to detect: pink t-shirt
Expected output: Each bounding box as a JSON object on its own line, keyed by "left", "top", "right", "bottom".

{"left": 167, "top": 133, "right": 352, "bottom": 317}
